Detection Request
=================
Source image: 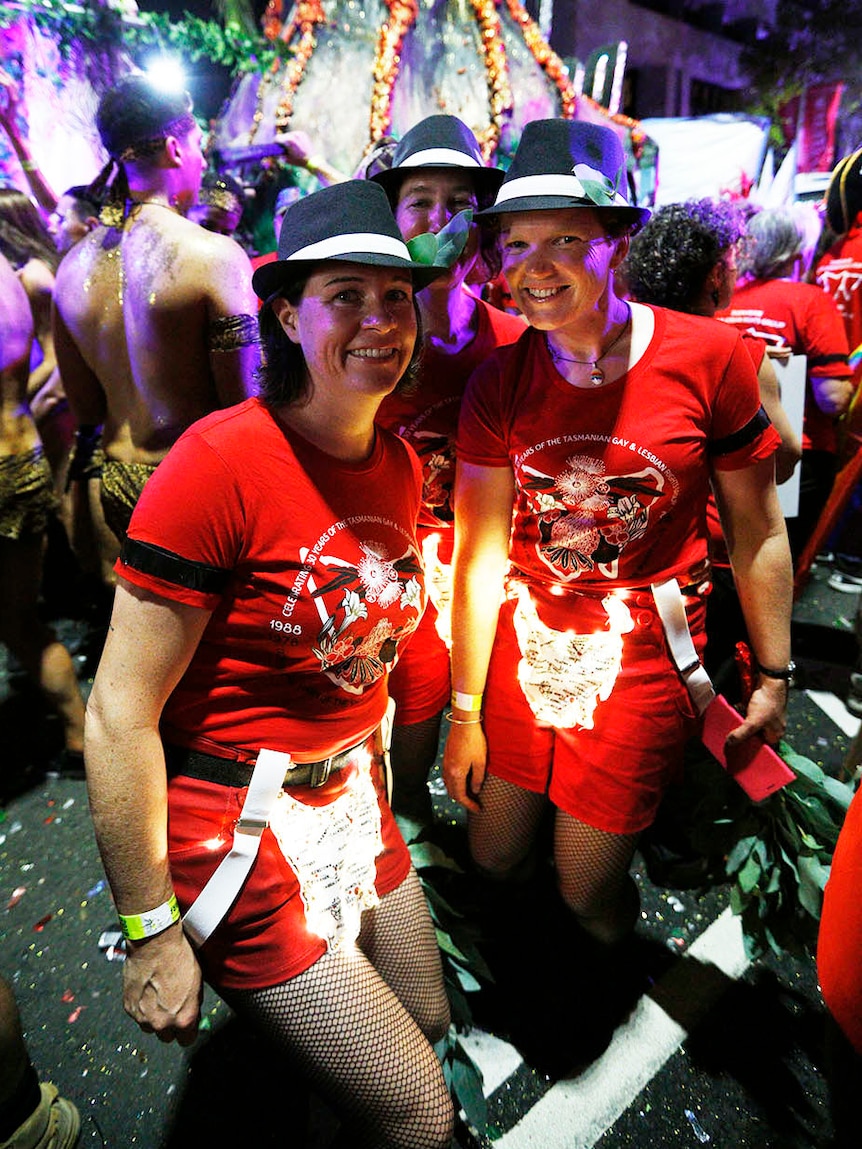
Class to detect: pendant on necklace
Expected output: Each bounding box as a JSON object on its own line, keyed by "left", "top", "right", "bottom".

{"left": 589, "top": 365, "right": 604, "bottom": 386}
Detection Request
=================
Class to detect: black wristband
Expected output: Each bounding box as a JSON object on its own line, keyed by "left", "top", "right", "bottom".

{"left": 757, "top": 659, "right": 796, "bottom": 683}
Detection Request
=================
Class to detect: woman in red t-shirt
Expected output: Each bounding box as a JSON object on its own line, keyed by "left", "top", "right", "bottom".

{"left": 84, "top": 181, "right": 455, "bottom": 1149}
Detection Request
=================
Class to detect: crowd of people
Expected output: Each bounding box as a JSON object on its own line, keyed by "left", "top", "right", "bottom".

{"left": 1, "top": 65, "right": 861, "bottom": 1149}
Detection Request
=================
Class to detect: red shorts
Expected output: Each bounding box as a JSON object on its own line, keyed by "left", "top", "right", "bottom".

{"left": 387, "top": 601, "right": 450, "bottom": 726}
{"left": 167, "top": 753, "right": 411, "bottom": 992}
{"left": 818, "top": 786, "right": 862, "bottom": 1053}
{"left": 482, "top": 595, "right": 704, "bottom": 835}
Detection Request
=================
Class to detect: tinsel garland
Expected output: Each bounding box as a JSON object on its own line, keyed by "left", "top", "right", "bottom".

{"left": 368, "top": 0, "right": 419, "bottom": 146}
{"left": 503, "top": 0, "right": 576, "bottom": 118}
{"left": 247, "top": 0, "right": 326, "bottom": 143}
{"left": 467, "top": 0, "right": 514, "bottom": 162}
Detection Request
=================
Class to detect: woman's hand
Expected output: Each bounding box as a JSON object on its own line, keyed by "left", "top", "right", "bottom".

{"left": 123, "top": 924, "right": 203, "bottom": 1047}
{"left": 442, "top": 721, "right": 487, "bottom": 813}
{"left": 812, "top": 375, "right": 854, "bottom": 417}
{"left": 725, "top": 676, "right": 788, "bottom": 748}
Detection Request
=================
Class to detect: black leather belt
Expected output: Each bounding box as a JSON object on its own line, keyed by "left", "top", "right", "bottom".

{"left": 164, "top": 735, "right": 373, "bottom": 790}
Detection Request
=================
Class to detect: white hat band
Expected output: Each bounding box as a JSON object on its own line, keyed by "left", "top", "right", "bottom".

{"left": 494, "top": 172, "right": 630, "bottom": 208}
{"left": 287, "top": 232, "right": 412, "bottom": 263}
{"left": 401, "top": 147, "right": 482, "bottom": 169}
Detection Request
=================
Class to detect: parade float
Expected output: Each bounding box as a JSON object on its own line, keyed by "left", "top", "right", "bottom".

{"left": 0, "top": 0, "right": 656, "bottom": 204}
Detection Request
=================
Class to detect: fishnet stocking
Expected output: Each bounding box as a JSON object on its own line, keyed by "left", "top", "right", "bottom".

{"left": 469, "top": 775, "right": 640, "bottom": 944}
{"left": 226, "top": 870, "right": 453, "bottom": 1149}
{"left": 468, "top": 773, "right": 547, "bottom": 877}
{"left": 554, "top": 814, "right": 640, "bottom": 944}
{"left": 390, "top": 713, "right": 443, "bottom": 821}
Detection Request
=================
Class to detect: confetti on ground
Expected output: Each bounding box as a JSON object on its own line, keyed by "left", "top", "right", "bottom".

{"left": 7, "top": 886, "right": 26, "bottom": 909}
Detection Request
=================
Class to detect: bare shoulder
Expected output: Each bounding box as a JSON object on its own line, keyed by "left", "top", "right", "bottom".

{"left": 20, "top": 257, "right": 55, "bottom": 299}
{"left": 184, "top": 221, "right": 252, "bottom": 273}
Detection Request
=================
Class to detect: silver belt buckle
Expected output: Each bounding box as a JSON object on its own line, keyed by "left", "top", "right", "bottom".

{"left": 308, "top": 756, "right": 333, "bottom": 788}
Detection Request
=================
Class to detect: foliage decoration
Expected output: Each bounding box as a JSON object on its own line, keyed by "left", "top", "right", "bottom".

{"left": 0, "top": 0, "right": 288, "bottom": 76}
{"left": 724, "top": 743, "right": 853, "bottom": 960}
{"left": 398, "top": 814, "right": 492, "bottom": 1136}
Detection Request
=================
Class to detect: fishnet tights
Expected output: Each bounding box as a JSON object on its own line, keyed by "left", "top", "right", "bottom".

{"left": 389, "top": 713, "right": 443, "bottom": 821}
{"left": 470, "top": 774, "right": 640, "bottom": 943}
{"left": 226, "top": 869, "right": 454, "bottom": 1149}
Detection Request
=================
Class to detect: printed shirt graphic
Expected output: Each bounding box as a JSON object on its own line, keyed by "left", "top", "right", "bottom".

{"left": 457, "top": 308, "right": 778, "bottom": 628}
{"left": 817, "top": 223, "right": 862, "bottom": 386}
{"left": 116, "top": 398, "right": 425, "bottom": 761}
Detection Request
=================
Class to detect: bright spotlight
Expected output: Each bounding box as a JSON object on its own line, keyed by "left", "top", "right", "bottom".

{"left": 144, "top": 56, "right": 187, "bottom": 94}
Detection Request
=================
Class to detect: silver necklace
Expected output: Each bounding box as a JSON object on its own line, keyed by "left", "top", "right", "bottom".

{"left": 547, "top": 308, "right": 631, "bottom": 386}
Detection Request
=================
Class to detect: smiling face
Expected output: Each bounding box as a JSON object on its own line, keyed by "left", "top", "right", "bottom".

{"left": 499, "top": 207, "right": 630, "bottom": 331}
{"left": 272, "top": 262, "right": 418, "bottom": 401}
{"left": 395, "top": 169, "right": 479, "bottom": 291}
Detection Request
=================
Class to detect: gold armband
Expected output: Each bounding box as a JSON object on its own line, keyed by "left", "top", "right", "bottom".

{"left": 208, "top": 314, "right": 260, "bottom": 353}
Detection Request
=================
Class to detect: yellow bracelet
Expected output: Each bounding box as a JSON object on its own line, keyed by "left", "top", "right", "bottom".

{"left": 118, "top": 894, "right": 180, "bottom": 941}
{"left": 20, "top": 160, "right": 36, "bottom": 172}
{"left": 451, "top": 690, "right": 483, "bottom": 712}
{"left": 305, "top": 155, "right": 326, "bottom": 175}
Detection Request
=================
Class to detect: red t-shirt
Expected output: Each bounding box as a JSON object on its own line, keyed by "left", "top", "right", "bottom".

{"left": 718, "top": 276, "right": 851, "bottom": 452}
{"left": 116, "top": 397, "right": 426, "bottom": 762}
{"left": 457, "top": 307, "right": 779, "bottom": 626}
{"left": 816, "top": 220, "right": 862, "bottom": 388}
{"left": 377, "top": 291, "right": 525, "bottom": 544}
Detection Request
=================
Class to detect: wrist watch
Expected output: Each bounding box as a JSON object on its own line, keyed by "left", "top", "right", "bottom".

{"left": 757, "top": 659, "right": 796, "bottom": 687}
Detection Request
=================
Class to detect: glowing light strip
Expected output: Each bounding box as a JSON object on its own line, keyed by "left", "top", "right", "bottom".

{"left": 494, "top": 172, "right": 629, "bottom": 207}
{"left": 287, "top": 233, "right": 412, "bottom": 262}
{"left": 399, "top": 147, "right": 482, "bottom": 168}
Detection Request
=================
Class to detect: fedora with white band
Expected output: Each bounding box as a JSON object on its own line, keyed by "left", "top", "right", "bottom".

{"left": 252, "top": 179, "right": 445, "bottom": 302}
{"left": 371, "top": 114, "right": 504, "bottom": 202}
{"left": 477, "top": 118, "right": 650, "bottom": 230}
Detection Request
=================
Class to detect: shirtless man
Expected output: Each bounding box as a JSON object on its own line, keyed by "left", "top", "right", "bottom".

{"left": 0, "top": 251, "right": 86, "bottom": 775}
{"left": 53, "top": 74, "right": 259, "bottom": 572}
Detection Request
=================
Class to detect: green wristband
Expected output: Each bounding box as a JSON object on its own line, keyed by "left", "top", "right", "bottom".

{"left": 119, "top": 894, "right": 180, "bottom": 941}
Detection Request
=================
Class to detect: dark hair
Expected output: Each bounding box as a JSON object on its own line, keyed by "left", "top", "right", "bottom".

{"left": 257, "top": 276, "right": 425, "bottom": 407}
{"left": 201, "top": 170, "right": 245, "bottom": 200}
{"left": 0, "top": 187, "right": 59, "bottom": 273}
{"left": 63, "top": 185, "right": 104, "bottom": 219}
{"left": 622, "top": 199, "right": 746, "bottom": 312}
{"left": 96, "top": 74, "right": 194, "bottom": 160}
{"left": 91, "top": 75, "right": 196, "bottom": 213}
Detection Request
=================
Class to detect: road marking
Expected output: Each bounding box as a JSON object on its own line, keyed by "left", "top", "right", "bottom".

{"left": 489, "top": 908, "right": 749, "bottom": 1148}
{"left": 806, "top": 689, "right": 861, "bottom": 739}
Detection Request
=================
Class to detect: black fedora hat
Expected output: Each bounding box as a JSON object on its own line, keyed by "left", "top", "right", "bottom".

{"left": 477, "top": 118, "right": 650, "bottom": 229}
{"left": 252, "top": 180, "right": 445, "bottom": 301}
{"left": 825, "top": 146, "right": 862, "bottom": 236}
{"left": 372, "top": 114, "right": 504, "bottom": 202}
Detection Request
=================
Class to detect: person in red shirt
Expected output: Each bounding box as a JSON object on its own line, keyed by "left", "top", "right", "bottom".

{"left": 443, "top": 120, "right": 793, "bottom": 951}
{"left": 814, "top": 147, "right": 862, "bottom": 593}
{"left": 623, "top": 198, "right": 800, "bottom": 697}
{"left": 718, "top": 207, "right": 852, "bottom": 558}
{"left": 371, "top": 115, "right": 525, "bottom": 820}
{"left": 83, "top": 180, "right": 455, "bottom": 1149}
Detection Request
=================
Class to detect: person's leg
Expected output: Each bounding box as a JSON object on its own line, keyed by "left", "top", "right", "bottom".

{"left": 0, "top": 974, "right": 80, "bottom": 1147}
{"left": 357, "top": 867, "right": 450, "bottom": 1043}
{"left": 389, "top": 712, "right": 443, "bottom": 822}
{"left": 553, "top": 813, "right": 641, "bottom": 945}
{"left": 468, "top": 773, "right": 547, "bottom": 878}
{"left": 226, "top": 943, "right": 454, "bottom": 1149}
{"left": 0, "top": 536, "right": 85, "bottom": 755}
